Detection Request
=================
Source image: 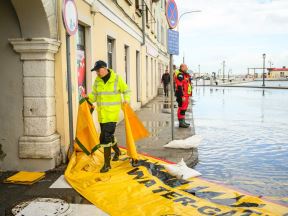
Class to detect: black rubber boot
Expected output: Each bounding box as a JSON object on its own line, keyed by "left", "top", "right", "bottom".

{"left": 183, "top": 119, "right": 190, "bottom": 127}
{"left": 179, "top": 119, "right": 189, "bottom": 128}
{"left": 112, "top": 144, "right": 121, "bottom": 161}
{"left": 100, "top": 147, "right": 111, "bottom": 173}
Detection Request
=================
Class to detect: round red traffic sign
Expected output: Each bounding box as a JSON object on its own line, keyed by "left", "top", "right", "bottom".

{"left": 166, "top": 0, "right": 178, "bottom": 29}
{"left": 62, "top": 0, "right": 78, "bottom": 36}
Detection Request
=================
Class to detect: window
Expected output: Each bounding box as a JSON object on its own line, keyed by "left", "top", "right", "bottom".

{"left": 135, "top": 0, "right": 140, "bottom": 8}
{"left": 135, "top": 0, "right": 142, "bottom": 16}
{"left": 146, "top": 56, "right": 149, "bottom": 98}
{"left": 107, "top": 37, "right": 115, "bottom": 69}
{"left": 146, "top": 6, "right": 150, "bottom": 28}
{"left": 153, "top": 9, "right": 156, "bottom": 34}
{"left": 76, "top": 25, "right": 86, "bottom": 101}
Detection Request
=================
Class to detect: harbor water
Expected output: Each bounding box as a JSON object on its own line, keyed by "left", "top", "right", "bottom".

{"left": 191, "top": 86, "right": 288, "bottom": 203}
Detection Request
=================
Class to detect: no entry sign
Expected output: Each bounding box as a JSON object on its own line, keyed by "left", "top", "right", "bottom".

{"left": 166, "top": 0, "right": 178, "bottom": 29}
{"left": 62, "top": 0, "right": 78, "bottom": 36}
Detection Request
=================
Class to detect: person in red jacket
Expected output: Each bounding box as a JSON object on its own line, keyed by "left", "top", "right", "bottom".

{"left": 174, "top": 64, "right": 193, "bottom": 128}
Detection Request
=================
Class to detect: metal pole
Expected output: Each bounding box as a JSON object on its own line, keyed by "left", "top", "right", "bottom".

{"left": 228, "top": 69, "right": 231, "bottom": 81}
{"left": 198, "top": 64, "right": 200, "bottom": 85}
{"left": 66, "top": 34, "right": 74, "bottom": 159}
{"left": 262, "top": 53, "right": 266, "bottom": 87}
{"left": 169, "top": 54, "right": 175, "bottom": 140}
{"left": 222, "top": 61, "right": 225, "bottom": 83}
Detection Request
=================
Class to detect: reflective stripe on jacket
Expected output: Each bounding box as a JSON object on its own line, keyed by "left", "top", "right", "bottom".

{"left": 88, "top": 69, "right": 130, "bottom": 123}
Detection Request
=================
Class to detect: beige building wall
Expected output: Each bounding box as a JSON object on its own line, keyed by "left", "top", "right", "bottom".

{"left": 2, "top": 0, "right": 61, "bottom": 171}
{"left": 1, "top": 0, "right": 169, "bottom": 171}
{"left": 269, "top": 70, "right": 288, "bottom": 79}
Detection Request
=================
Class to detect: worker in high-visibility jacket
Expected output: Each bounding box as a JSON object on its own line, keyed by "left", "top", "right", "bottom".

{"left": 174, "top": 64, "right": 192, "bottom": 128}
{"left": 88, "top": 60, "right": 130, "bottom": 173}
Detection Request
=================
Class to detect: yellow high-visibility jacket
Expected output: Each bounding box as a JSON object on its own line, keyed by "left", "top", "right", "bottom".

{"left": 88, "top": 69, "right": 130, "bottom": 123}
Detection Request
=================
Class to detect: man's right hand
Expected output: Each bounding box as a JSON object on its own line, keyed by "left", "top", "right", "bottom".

{"left": 182, "top": 97, "right": 186, "bottom": 102}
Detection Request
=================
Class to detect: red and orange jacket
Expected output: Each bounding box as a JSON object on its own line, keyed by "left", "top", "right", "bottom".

{"left": 174, "top": 70, "right": 192, "bottom": 98}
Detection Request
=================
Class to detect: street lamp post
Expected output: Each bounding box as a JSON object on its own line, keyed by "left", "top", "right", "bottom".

{"left": 222, "top": 61, "right": 225, "bottom": 83}
{"left": 262, "top": 53, "right": 266, "bottom": 87}
{"left": 268, "top": 60, "right": 273, "bottom": 68}
{"left": 228, "top": 69, "right": 230, "bottom": 81}
{"left": 177, "top": 10, "right": 201, "bottom": 63}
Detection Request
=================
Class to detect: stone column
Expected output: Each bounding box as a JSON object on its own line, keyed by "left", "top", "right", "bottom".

{"left": 9, "top": 38, "right": 61, "bottom": 168}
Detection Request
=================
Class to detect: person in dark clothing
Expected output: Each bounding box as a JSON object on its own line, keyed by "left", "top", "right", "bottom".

{"left": 161, "top": 69, "right": 171, "bottom": 97}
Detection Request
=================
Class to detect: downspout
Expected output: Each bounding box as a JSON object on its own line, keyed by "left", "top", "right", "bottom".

{"left": 141, "top": 0, "right": 146, "bottom": 46}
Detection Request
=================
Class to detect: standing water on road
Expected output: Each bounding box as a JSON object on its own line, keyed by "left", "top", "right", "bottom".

{"left": 237, "top": 80, "right": 288, "bottom": 88}
{"left": 192, "top": 86, "right": 288, "bottom": 203}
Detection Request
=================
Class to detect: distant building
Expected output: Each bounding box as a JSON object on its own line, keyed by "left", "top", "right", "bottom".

{"left": 268, "top": 67, "right": 288, "bottom": 79}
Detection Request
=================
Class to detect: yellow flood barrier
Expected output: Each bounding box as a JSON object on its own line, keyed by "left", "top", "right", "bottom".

{"left": 65, "top": 150, "right": 288, "bottom": 216}
{"left": 65, "top": 100, "right": 288, "bottom": 215}
{"left": 4, "top": 171, "right": 45, "bottom": 185}
{"left": 74, "top": 98, "right": 100, "bottom": 156}
{"left": 122, "top": 103, "right": 149, "bottom": 160}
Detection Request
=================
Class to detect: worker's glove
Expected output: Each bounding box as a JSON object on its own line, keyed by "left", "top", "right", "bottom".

{"left": 122, "top": 100, "right": 130, "bottom": 105}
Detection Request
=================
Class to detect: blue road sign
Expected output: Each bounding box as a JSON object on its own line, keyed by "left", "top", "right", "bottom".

{"left": 167, "top": 29, "right": 179, "bottom": 55}
{"left": 166, "top": 0, "right": 178, "bottom": 29}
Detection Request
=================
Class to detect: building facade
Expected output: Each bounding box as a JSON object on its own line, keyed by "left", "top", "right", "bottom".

{"left": 0, "top": 0, "right": 169, "bottom": 171}
{"left": 268, "top": 67, "right": 288, "bottom": 79}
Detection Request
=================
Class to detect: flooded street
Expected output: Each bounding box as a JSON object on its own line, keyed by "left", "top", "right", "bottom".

{"left": 237, "top": 80, "right": 288, "bottom": 87}
{"left": 192, "top": 86, "right": 288, "bottom": 202}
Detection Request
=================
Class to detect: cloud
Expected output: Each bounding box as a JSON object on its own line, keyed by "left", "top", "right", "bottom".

{"left": 174, "top": 0, "right": 288, "bottom": 74}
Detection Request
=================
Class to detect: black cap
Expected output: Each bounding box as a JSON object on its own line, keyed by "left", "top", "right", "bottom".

{"left": 91, "top": 60, "right": 107, "bottom": 71}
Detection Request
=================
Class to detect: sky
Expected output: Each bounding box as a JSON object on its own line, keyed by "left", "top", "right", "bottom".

{"left": 173, "top": 0, "right": 288, "bottom": 75}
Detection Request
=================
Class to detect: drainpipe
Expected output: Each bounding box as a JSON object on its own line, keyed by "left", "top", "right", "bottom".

{"left": 141, "top": 0, "right": 146, "bottom": 46}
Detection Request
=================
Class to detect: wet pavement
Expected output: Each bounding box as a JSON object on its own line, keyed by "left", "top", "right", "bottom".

{"left": 115, "top": 95, "right": 198, "bottom": 167}
{"left": 0, "top": 94, "right": 197, "bottom": 215}
{"left": 0, "top": 165, "right": 90, "bottom": 215}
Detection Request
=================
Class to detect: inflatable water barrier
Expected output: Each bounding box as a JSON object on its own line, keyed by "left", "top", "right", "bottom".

{"left": 65, "top": 100, "right": 288, "bottom": 216}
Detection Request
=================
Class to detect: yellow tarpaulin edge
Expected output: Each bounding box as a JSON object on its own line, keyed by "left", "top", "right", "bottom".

{"left": 4, "top": 171, "right": 45, "bottom": 185}
{"left": 65, "top": 150, "right": 288, "bottom": 216}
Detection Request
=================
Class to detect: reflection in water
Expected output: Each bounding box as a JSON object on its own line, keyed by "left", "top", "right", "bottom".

{"left": 193, "top": 87, "right": 288, "bottom": 203}
{"left": 163, "top": 99, "right": 169, "bottom": 109}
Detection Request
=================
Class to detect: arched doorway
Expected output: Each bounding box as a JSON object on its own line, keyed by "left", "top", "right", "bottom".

{"left": 0, "top": 0, "right": 61, "bottom": 171}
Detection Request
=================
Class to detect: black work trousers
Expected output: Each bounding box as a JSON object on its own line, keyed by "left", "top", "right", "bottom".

{"left": 100, "top": 122, "right": 117, "bottom": 146}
